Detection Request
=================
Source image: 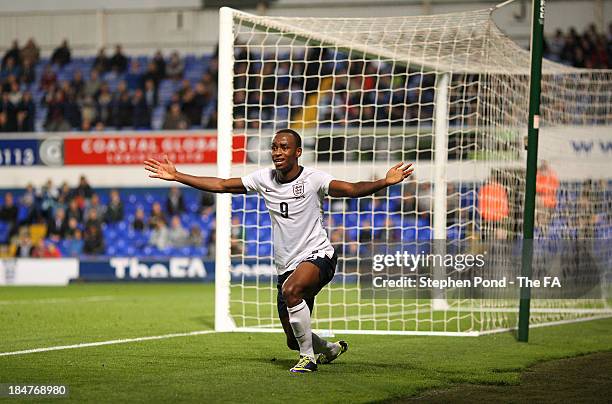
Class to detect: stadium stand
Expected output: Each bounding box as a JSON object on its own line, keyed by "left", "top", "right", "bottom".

{"left": 1, "top": 174, "right": 609, "bottom": 259}
{"left": 0, "top": 173, "right": 487, "bottom": 258}
{"left": 0, "top": 23, "right": 610, "bottom": 133}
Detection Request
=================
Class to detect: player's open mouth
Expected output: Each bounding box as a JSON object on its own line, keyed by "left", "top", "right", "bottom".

{"left": 273, "top": 159, "right": 284, "bottom": 165}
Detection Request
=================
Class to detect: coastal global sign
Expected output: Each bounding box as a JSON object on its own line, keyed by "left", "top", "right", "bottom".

{"left": 63, "top": 132, "right": 246, "bottom": 165}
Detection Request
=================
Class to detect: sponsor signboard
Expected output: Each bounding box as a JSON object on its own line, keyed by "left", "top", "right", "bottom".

{"left": 64, "top": 133, "right": 246, "bottom": 165}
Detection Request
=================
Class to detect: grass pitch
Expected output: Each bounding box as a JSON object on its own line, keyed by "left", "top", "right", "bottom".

{"left": 1, "top": 283, "right": 611, "bottom": 402}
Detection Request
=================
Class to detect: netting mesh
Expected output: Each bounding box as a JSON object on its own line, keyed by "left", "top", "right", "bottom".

{"left": 220, "top": 4, "right": 612, "bottom": 334}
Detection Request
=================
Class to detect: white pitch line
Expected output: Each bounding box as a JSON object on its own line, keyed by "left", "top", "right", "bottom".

{"left": 0, "top": 330, "right": 215, "bottom": 357}
{"left": 0, "top": 296, "right": 115, "bottom": 305}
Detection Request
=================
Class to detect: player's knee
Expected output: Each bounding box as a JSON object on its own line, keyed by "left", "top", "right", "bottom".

{"left": 282, "top": 283, "right": 303, "bottom": 306}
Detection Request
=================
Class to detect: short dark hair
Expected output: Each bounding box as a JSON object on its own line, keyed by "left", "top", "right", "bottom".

{"left": 275, "top": 128, "right": 302, "bottom": 148}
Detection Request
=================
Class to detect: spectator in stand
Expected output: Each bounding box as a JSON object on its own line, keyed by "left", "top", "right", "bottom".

{"left": 8, "top": 81, "right": 22, "bottom": 105}
{"left": 79, "top": 95, "right": 98, "bottom": 127}
{"left": 177, "top": 79, "right": 191, "bottom": 98}
{"left": 58, "top": 181, "right": 71, "bottom": 202}
{"left": 84, "top": 209, "right": 103, "bottom": 233}
{"left": 15, "top": 229, "right": 34, "bottom": 257}
{"left": 39, "top": 180, "right": 59, "bottom": 220}
{"left": 200, "top": 191, "right": 215, "bottom": 216}
{"left": 535, "top": 160, "right": 559, "bottom": 227}
{"left": 166, "top": 187, "right": 185, "bottom": 216}
{"left": 83, "top": 223, "right": 104, "bottom": 255}
{"left": 149, "top": 220, "right": 169, "bottom": 249}
{"left": 152, "top": 50, "right": 166, "bottom": 79}
{"left": 478, "top": 176, "right": 509, "bottom": 240}
{"left": 162, "top": 102, "right": 190, "bottom": 130}
{"left": 148, "top": 201, "right": 166, "bottom": 229}
{"left": 112, "top": 82, "right": 133, "bottom": 128}
{"left": 64, "top": 87, "right": 82, "bottom": 129}
{"left": 74, "top": 175, "right": 93, "bottom": 204}
{"left": 46, "top": 207, "right": 68, "bottom": 241}
{"left": 20, "top": 59, "right": 36, "bottom": 85}
{"left": 51, "top": 39, "right": 71, "bottom": 67}
{"left": 83, "top": 70, "right": 102, "bottom": 99}
{"left": 132, "top": 88, "right": 151, "bottom": 129}
{"left": 110, "top": 44, "right": 128, "bottom": 73}
{"left": 17, "top": 91, "right": 35, "bottom": 132}
{"left": 547, "top": 29, "right": 565, "bottom": 61}
{"left": 43, "top": 89, "right": 71, "bottom": 132}
{"left": 96, "top": 82, "right": 113, "bottom": 125}
{"left": 592, "top": 36, "right": 609, "bottom": 68}
{"left": 20, "top": 183, "right": 39, "bottom": 224}
{"left": 15, "top": 110, "right": 28, "bottom": 132}
{"left": 0, "top": 112, "right": 9, "bottom": 132}
{"left": 20, "top": 38, "right": 40, "bottom": 66}
{"left": 200, "top": 72, "right": 217, "bottom": 99}
{"left": 181, "top": 86, "right": 204, "bottom": 127}
{"left": 1, "top": 57, "right": 21, "bottom": 81}
{"left": 32, "top": 239, "right": 62, "bottom": 258}
{"left": 142, "top": 62, "right": 161, "bottom": 89}
{"left": 65, "top": 228, "right": 84, "bottom": 256}
{"left": 188, "top": 224, "right": 203, "bottom": 246}
{"left": 416, "top": 182, "right": 433, "bottom": 219}
{"left": 65, "top": 217, "right": 80, "bottom": 239}
{"left": 80, "top": 119, "right": 92, "bottom": 132}
{"left": 105, "top": 189, "right": 124, "bottom": 223}
{"left": 230, "top": 217, "right": 243, "bottom": 255}
{"left": 143, "top": 78, "right": 158, "bottom": 107}
{"left": 0, "top": 192, "right": 18, "bottom": 239}
{"left": 168, "top": 215, "right": 189, "bottom": 247}
{"left": 125, "top": 60, "right": 142, "bottom": 90}
{"left": 92, "top": 47, "right": 110, "bottom": 73}
{"left": 166, "top": 51, "right": 184, "bottom": 80}
{"left": 85, "top": 193, "right": 106, "bottom": 220}
{"left": 66, "top": 198, "right": 82, "bottom": 224}
{"left": 2, "top": 40, "right": 21, "bottom": 69}
{"left": 71, "top": 70, "right": 85, "bottom": 99}
{"left": 0, "top": 91, "right": 17, "bottom": 132}
{"left": 132, "top": 207, "right": 146, "bottom": 231}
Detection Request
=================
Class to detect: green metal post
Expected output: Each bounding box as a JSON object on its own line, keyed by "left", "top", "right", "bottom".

{"left": 518, "top": 0, "right": 546, "bottom": 343}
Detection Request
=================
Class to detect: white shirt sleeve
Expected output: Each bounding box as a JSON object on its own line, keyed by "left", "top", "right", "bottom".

{"left": 241, "top": 168, "right": 265, "bottom": 193}
{"left": 313, "top": 169, "right": 335, "bottom": 196}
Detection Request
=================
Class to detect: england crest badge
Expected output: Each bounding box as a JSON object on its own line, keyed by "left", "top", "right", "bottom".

{"left": 292, "top": 182, "right": 305, "bottom": 198}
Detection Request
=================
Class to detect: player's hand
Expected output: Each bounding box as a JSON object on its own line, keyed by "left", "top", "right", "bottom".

{"left": 144, "top": 156, "right": 177, "bottom": 181}
{"left": 385, "top": 162, "right": 413, "bottom": 185}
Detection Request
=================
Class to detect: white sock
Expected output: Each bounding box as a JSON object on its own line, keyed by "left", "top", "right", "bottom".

{"left": 312, "top": 333, "right": 337, "bottom": 356}
{"left": 287, "top": 300, "right": 315, "bottom": 360}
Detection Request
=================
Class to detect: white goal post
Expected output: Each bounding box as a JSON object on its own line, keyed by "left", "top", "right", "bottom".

{"left": 215, "top": 3, "right": 612, "bottom": 335}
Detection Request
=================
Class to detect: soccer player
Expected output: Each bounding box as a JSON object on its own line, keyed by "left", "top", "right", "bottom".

{"left": 144, "top": 129, "right": 413, "bottom": 373}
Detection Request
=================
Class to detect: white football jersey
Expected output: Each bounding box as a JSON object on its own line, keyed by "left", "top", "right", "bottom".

{"left": 241, "top": 166, "right": 335, "bottom": 275}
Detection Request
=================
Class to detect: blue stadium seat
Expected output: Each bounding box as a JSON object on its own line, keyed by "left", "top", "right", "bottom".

{"left": 402, "top": 227, "right": 417, "bottom": 241}
{"left": 245, "top": 242, "right": 258, "bottom": 256}
{"left": 244, "top": 212, "right": 258, "bottom": 226}
{"left": 245, "top": 226, "right": 258, "bottom": 240}
{"left": 258, "top": 213, "right": 271, "bottom": 227}
{"left": 258, "top": 242, "right": 272, "bottom": 256}
{"left": 417, "top": 227, "right": 432, "bottom": 240}
{"left": 232, "top": 196, "right": 245, "bottom": 210}
{"left": 258, "top": 227, "right": 272, "bottom": 242}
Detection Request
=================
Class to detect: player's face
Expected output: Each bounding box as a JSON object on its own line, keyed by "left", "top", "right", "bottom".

{"left": 271, "top": 133, "right": 301, "bottom": 172}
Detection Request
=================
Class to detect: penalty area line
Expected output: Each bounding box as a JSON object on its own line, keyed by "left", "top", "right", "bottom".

{"left": 0, "top": 330, "right": 216, "bottom": 357}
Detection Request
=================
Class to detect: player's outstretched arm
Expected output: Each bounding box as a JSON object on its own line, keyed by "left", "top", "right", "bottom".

{"left": 144, "top": 156, "right": 247, "bottom": 194}
{"left": 328, "top": 162, "right": 413, "bottom": 198}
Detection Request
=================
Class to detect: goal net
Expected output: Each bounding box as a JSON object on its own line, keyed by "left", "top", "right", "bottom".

{"left": 215, "top": 3, "right": 612, "bottom": 335}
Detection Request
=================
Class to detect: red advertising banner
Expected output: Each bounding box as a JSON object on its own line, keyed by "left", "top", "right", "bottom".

{"left": 64, "top": 133, "right": 246, "bottom": 165}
